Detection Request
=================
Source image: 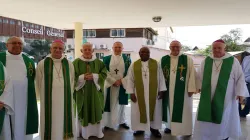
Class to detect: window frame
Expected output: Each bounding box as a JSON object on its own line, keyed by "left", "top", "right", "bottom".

{"left": 110, "top": 29, "right": 126, "bottom": 37}
{"left": 83, "top": 29, "right": 96, "bottom": 38}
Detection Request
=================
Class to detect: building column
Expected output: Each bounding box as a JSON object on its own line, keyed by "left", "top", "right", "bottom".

{"left": 74, "top": 22, "right": 83, "bottom": 58}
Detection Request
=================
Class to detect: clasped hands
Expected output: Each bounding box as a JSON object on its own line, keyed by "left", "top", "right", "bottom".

{"left": 84, "top": 73, "right": 94, "bottom": 81}
{"left": 113, "top": 79, "right": 122, "bottom": 87}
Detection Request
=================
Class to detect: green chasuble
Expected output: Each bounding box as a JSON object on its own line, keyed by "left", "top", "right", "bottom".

{"left": 0, "top": 52, "right": 38, "bottom": 134}
{"left": 103, "top": 54, "right": 131, "bottom": 112}
{"left": 161, "top": 54, "right": 188, "bottom": 123}
{"left": 0, "top": 62, "right": 5, "bottom": 134}
{"left": 197, "top": 56, "right": 234, "bottom": 124}
{"left": 73, "top": 58, "right": 107, "bottom": 127}
{"left": 44, "top": 57, "right": 73, "bottom": 139}
{"left": 133, "top": 58, "right": 158, "bottom": 123}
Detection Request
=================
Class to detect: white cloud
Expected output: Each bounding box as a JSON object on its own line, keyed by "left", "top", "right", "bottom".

{"left": 173, "top": 24, "right": 250, "bottom": 48}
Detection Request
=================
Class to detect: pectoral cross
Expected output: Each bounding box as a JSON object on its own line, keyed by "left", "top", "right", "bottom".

{"left": 114, "top": 69, "right": 119, "bottom": 75}
{"left": 179, "top": 65, "right": 186, "bottom": 73}
{"left": 144, "top": 73, "right": 147, "bottom": 78}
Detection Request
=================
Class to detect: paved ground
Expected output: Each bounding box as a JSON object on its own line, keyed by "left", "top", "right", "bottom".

{"left": 34, "top": 94, "right": 250, "bottom": 140}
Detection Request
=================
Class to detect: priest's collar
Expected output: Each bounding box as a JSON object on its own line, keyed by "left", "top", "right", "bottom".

{"left": 141, "top": 59, "right": 149, "bottom": 63}
{"left": 80, "top": 55, "right": 96, "bottom": 62}
{"left": 210, "top": 53, "right": 232, "bottom": 60}
{"left": 170, "top": 52, "right": 182, "bottom": 58}
{"left": 6, "top": 51, "right": 22, "bottom": 57}
{"left": 46, "top": 54, "right": 65, "bottom": 62}
{"left": 112, "top": 53, "right": 122, "bottom": 57}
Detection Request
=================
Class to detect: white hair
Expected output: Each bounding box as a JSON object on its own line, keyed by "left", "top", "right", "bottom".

{"left": 82, "top": 42, "right": 94, "bottom": 50}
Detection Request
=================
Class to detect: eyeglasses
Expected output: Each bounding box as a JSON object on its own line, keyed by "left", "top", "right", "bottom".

{"left": 8, "top": 42, "right": 23, "bottom": 45}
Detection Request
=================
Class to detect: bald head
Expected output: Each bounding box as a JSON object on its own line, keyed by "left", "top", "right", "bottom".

{"left": 81, "top": 42, "right": 94, "bottom": 59}
{"left": 113, "top": 41, "right": 123, "bottom": 55}
{"left": 6, "top": 36, "right": 23, "bottom": 55}
{"left": 139, "top": 47, "right": 150, "bottom": 61}
{"left": 170, "top": 40, "right": 182, "bottom": 56}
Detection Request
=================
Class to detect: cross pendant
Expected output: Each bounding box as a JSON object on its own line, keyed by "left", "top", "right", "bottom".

{"left": 144, "top": 73, "right": 147, "bottom": 78}
{"left": 114, "top": 69, "right": 119, "bottom": 74}
{"left": 172, "top": 69, "right": 177, "bottom": 73}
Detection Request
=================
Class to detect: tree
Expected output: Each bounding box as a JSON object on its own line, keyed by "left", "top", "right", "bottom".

{"left": 0, "top": 42, "right": 6, "bottom": 52}
{"left": 198, "top": 45, "right": 212, "bottom": 56}
{"left": 29, "top": 39, "right": 51, "bottom": 62}
{"left": 220, "top": 28, "right": 245, "bottom": 52}
{"left": 181, "top": 45, "right": 192, "bottom": 52}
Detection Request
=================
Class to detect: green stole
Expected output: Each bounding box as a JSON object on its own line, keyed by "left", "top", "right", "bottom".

{"left": 0, "top": 52, "right": 38, "bottom": 134}
{"left": 0, "top": 62, "right": 5, "bottom": 134}
{"left": 103, "top": 54, "right": 131, "bottom": 112}
{"left": 133, "top": 58, "right": 158, "bottom": 123}
{"left": 197, "top": 56, "right": 234, "bottom": 124}
{"left": 73, "top": 58, "right": 107, "bottom": 127}
{"left": 44, "top": 57, "right": 73, "bottom": 139}
{"left": 161, "top": 54, "right": 188, "bottom": 123}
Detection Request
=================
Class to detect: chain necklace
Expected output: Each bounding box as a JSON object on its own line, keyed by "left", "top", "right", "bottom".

{"left": 112, "top": 55, "right": 122, "bottom": 75}
{"left": 142, "top": 65, "right": 149, "bottom": 78}
{"left": 214, "top": 60, "right": 223, "bottom": 72}
{"left": 54, "top": 64, "right": 62, "bottom": 81}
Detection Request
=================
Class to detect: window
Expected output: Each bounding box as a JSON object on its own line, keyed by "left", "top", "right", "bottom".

{"left": 25, "top": 23, "right": 29, "bottom": 27}
{"left": 10, "top": 20, "right": 15, "bottom": 25}
{"left": 124, "top": 53, "right": 131, "bottom": 59}
{"left": 18, "top": 21, "right": 21, "bottom": 26}
{"left": 0, "top": 18, "right": 2, "bottom": 23}
{"left": 96, "top": 53, "right": 104, "bottom": 59}
{"left": 110, "top": 29, "right": 125, "bottom": 37}
{"left": 83, "top": 30, "right": 96, "bottom": 37}
{"left": 3, "top": 19, "right": 8, "bottom": 24}
{"left": 31, "top": 24, "right": 34, "bottom": 28}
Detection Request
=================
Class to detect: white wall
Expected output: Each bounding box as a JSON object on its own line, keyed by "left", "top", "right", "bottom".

{"left": 153, "top": 27, "right": 176, "bottom": 49}
{"left": 67, "top": 38, "right": 145, "bottom": 52}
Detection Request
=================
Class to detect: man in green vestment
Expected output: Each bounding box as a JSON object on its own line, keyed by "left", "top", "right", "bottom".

{"left": 73, "top": 42, "right": 107, "bottom": 139}
{"left": 160, "top": 40, "right": 196, "bottom": 136}
{"left": 36, "top": 40, "right": 76, "bottom": 140}
{"left": 0, "top": 36, "right": 38, "bottom": 140}
{"left": 127, "top": 47, "right": 166, "bottom": 138}
{"left": 103, "top": 42, "right": 131, "bottom": 130}
{"left": 194, "top": 39, "right": 249, "bottom": 140}
{"left": 0, "top": 62, "right": 14, "bottom": 140}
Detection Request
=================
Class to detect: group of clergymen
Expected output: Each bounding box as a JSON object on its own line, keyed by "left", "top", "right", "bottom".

{"left": 0, "top": 36, "right": 249, "bottom": 140}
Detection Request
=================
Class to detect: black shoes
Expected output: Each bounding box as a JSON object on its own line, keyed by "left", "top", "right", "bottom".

{"left": 164, "top": 128, "right": 171, "bottom": 134}
{"left": 150, "top": 127, "right": 162, "bottom": 138}
{"left": 133, "top": 131, "right": 145, "bottom": 136}
{"left": 119, "top": 123, "right": 130, "bottom": 129}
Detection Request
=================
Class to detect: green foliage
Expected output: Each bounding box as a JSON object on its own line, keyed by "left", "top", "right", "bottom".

{"left": 28, "top": 39, "right": 51, "bottom": 62}
{"left": 0, "top": 42, "right": 6, "bottom": 52}
{"left": 221, "top": 28, "right": 245, "bottom": 52}
{"left": 198, "top": 45, "right": 212, "bottom": 56}
{"left": 199, "top": 28, "right": 246, "bottom": 56}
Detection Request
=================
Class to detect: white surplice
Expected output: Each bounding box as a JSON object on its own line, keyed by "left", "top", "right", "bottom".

{"left": 36, "top": 55, "right": 76, "bottom": 140}
{"left": 194, "top": 53, "right": 249, "bottom": 140}
{"left": 75, "top": 56, "right": 104, "bottom": 140}
{"left": 5, "top": 51, "right": 33, "bottom": 140}
{"left": 0, "top": 68, "right": 14, "bottom": 140}
{"left": 103, "top": 54, "right": 128, "bottom": 129}
{"left": 126, "top": 60, "right": 167, "bottom": 131}
{"left": 159, "top": 54, "right": 196, "bottom": 136}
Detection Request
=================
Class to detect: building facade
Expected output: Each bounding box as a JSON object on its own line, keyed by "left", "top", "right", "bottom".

{"left": 0, "top": 16, "right": 66, "bottom": 62}
{"left": 64, "top": 28, "right": 171, "bottom": 61}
